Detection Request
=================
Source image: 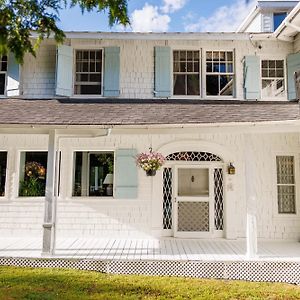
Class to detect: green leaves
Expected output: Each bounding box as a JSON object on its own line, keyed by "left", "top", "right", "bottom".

{"left": 0, "top": 0, "right": 129, "bottom": 64}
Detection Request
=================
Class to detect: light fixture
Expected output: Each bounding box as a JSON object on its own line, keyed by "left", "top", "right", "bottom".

{"left": 228, "top": 163, "right": 235, "bottom": 175}
{"left": 103, "top": 173, "right": 113, "bottom": 196}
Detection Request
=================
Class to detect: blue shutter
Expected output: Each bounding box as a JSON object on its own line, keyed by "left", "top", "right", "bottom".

{"left": 103, "top": 47, "right": 120, "bottom": 97}
{"left": 7, "top": 53, "right": 20, "bottom": 96}
{"left": 115, "top": 149, "right": 138, "bottom": 199}
{"left": 154, "top": 46, "right": 171, "bottom": 97}
{"left": 244, "top": 56, "right": 260, "bottom": 100}
{"left": 55, "top": 45, "right": 73, "bottom": 97}
{"left": 287, "top": 53, "right": 300, "bottom": 101}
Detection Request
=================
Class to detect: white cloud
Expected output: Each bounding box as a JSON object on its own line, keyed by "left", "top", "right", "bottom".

{"left": 161, "top": 0, "right": 187, "bottom": 13}
{"left": 184, "top": 0, "right": 256, "bottom": 32}
{"left": 131, "top": 3, "right": 170, "bottom": 32}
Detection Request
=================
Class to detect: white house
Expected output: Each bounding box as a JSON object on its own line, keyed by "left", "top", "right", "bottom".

{"left": 0, "top": 0, "right": 300, "bottom": 258}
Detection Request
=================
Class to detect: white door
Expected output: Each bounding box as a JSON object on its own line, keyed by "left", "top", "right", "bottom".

{"left": 173, "top": 165, "right": 214, "bottom": 238}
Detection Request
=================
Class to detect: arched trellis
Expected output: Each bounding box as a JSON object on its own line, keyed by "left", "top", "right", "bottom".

{"left": 162, "top": 151, "right": 224, "bottom": 233}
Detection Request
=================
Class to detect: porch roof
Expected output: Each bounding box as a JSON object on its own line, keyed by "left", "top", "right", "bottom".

{"left": 0, "top": 98, "right": 299, "bottom": 126}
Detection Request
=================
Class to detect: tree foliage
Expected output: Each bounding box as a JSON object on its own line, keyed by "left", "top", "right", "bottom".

{"left": 0, "top": 0, "right": 129, "bottom": 63}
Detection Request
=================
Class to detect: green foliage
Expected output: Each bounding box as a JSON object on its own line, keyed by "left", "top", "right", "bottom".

{"left": 0, "top": 266, "right": 300, "bottom": 299}
{"left": 0, "top": 0, "right": 129, "bottom": 63}
{"left": 19, "top": 177, "right": 45, "bottom": 196}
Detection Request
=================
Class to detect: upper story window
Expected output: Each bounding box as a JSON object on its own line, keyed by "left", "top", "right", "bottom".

{"left": 206, "top": 51, "right": 234, "bottom": 96}
{"left": 173, "top": 50, "right": 200, "bottom": 96}
{"left": 273, "top": 12, "right": 287, "bottom": 31}
{"left": 74, "top": 50, "right": 102, "bottom": 95}
{"left": 261, "top": 60, "right": 284, "bottom": 99}
{"left": 276, "top": 156, "right": 296, "bottom": 214}
{"left": 0, "top": 56, "right": 7, "bottom": 95}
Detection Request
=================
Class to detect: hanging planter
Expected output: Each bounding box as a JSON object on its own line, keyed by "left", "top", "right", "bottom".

{"left": 136, "top": 148, "right": 165, "bottom": 177}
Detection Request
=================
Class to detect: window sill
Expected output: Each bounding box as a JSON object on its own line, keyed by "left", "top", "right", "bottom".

{"left": 170, "top": 95, "right": 236, "bottom": 100}
{"left": 273, "top": 213, "right": 299, "bottom": 220}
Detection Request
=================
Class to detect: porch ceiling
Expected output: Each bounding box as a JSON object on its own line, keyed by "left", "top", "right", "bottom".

{"left": 0, "top": 98, "right": 299, "bottom": 126}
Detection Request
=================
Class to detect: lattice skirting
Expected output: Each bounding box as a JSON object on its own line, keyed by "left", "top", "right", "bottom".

{"left": 0, "top": 257, "right": 299, "bottom": 285}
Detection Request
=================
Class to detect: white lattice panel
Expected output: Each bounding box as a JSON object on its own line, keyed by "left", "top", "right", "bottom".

{"left": 0, "top": 257, "right": 299, "bottom": 285}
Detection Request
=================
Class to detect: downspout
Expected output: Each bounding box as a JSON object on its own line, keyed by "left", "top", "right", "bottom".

{"left": 51, "top": 128, "right": 112, "bottom": 254}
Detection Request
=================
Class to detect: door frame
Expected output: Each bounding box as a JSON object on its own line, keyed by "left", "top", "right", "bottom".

{"left": 172, "top": 162, "right": 224, "bottom": 238}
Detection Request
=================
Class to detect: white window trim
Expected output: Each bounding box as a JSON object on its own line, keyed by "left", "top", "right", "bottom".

{"left": 273, "top": 152, "right": 299, "bottom": 219}
{"left": 0, "top": 150, "right": 9, "bottom": 199}
{"left": 15, "top": 150, "right": 48, "bottom": 200}
{"left": 260, "top": 57, "right": 287, "bottom": 101}
{"left": 71, "top": 150, "right": 115, "bottom": 200}
{"left": 72, "top": 48, "right": 104, "bottom": 98}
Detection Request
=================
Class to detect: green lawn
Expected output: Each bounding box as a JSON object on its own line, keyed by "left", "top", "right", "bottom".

{"left": 0, "top": 266, "right": 299, "bottom": 299}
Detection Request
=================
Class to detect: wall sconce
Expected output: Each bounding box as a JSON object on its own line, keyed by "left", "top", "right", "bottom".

{"left": 228, "top": 163, "right": 236, "bottom": 175}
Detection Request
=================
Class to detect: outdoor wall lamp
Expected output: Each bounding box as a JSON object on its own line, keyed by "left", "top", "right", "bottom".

{"left": 228, "top": 163, "right": 236, "bottom": 175}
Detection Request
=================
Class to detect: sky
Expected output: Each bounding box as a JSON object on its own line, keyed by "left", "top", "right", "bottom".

{"left": 58, "top": 0, "right": 256, "bottom": 32}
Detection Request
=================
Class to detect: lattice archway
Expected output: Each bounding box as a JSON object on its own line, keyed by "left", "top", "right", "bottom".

{"left": 162, "top": 151, "right": 224, "bottom": 234}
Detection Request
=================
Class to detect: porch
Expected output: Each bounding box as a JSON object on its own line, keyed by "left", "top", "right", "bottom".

{"left": 0, "top": 237, "right": 299, "bottom": 261}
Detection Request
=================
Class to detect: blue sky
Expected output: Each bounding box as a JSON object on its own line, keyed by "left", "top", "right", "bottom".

{"left": 58, "top": 0, "right": 255, "bottom": 32}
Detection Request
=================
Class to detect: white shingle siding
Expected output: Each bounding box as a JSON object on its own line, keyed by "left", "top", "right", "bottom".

{"left": 19, "top": 38, "right": 293, "bottom": 100}
{"left": 0, "top": 131, "right": 299, "bottom": 240}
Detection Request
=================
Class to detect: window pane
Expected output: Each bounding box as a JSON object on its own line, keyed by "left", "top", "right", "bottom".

{"left": 173, "top": 51, "right": 179, "bottom": 61}
{"left": 173, "top": 61, "right": 180, "bottom": 72}
{"left": 180, "top": 51, "right": 186, "bottom": 61}
{"left": 277, "top": 156, "right": 294, "bottom": 184}
{"left": 274, "top": 12, "right": 287, "bottom": 31}
{"left": 206, "top": 75, "right": 219, "bottom": 95}
{"left": 75, "top": 84, "right": 101, "bottom": 95}
{"left": 278, "top": 185, "right": 296, "bottom": 213}
{"left": 0, "top": 56, "right": 7, "bottom": 72}
{"left": 0, "top": 74, "right": 5, "bottom": 95}
{"left": 187, "top": 74, "right": 200, "bottom": 95}
{"left": 19, "top": 152, "right": 48, "bottom": 197}
{"left": 173, "top": 74, "right": 186, "bottom": 95}
{"left": 0, "top": 152, "right": 7, "bottom": 196}
{"left": 220, "top": 75, "right": 233, "bottom": 95}
{"left": 206, "top": 63, "right": 212, "bottom": 72}
{"left": 73, "top": 152, "right": 114, "bottom": 197}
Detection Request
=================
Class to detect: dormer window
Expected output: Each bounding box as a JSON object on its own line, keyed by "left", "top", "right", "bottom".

{"left": 74, "top": 50, "right": 102, "bottom": 95}
{"left": 0, "top": 56, "right": 7, "bottom": 95}
{"left": 273, "top": 12, "right": 287, "bottom": 31}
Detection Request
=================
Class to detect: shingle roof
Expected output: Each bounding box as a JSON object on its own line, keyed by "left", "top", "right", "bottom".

{"left": 0, "top": 98, "right": 299, "bottom": 126}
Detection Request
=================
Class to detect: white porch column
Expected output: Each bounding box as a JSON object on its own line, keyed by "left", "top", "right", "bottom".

{"left": 42, "top": 130, "right": 58, "bottom": 255}
{"left": 245, "top": 134, "right": 258, "bottom": 258}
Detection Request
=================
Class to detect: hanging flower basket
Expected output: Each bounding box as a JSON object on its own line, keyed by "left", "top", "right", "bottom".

{"left": 136, "top": 149, "right": 165, "bottom": 177}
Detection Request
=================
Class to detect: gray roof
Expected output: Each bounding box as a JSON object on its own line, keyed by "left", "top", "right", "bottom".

{"left": 0, "top": 98, "right": 299, "bottom": 126}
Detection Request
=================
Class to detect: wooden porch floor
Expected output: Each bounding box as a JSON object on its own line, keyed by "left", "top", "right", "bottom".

{"left": 0, "top": 237, "right": 299, "bottom": 262}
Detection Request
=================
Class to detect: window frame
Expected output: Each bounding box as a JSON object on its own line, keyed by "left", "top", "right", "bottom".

{"left": 274, "top": 153, "right": 299, "bottom": 218}
{"left": 260, "top": 57, "right": 286, "bottom": 101}
{"left": 203, "top": 49, "right": 236, "bottom": 99}
{"left": 0, "top": 150, "right": 8, "bottom": 199}
{"left": 71, "top": 150, "right": 115, "bottom": 199}
{"left": 0, "top": 55, "right": 7, "bottom": 97}
{"left": 16, "top": 150, "right": 48, "bottom": 199}
{"left": 72, "top": 48, "right": 104, "bottom": 98}
{"left": 273, "top": 12, "right": 287, "bottom": 31}
{"left": 172, "top": 49, "right": 201, "bottom": 97}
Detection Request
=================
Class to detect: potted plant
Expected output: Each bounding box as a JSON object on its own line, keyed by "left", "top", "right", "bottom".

{"left": 136, "top": 149, "right": 165, "bottom": 176}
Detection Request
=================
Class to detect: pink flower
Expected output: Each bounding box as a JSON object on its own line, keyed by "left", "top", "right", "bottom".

{"left": 136, "top": 151, "right": 165, "bottom": 171}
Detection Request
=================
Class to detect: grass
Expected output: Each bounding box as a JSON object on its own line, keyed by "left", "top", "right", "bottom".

{"left": 0, "top": 266, "right": 299, "bottom": 299}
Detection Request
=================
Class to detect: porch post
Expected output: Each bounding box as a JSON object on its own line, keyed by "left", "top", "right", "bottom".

{"left": 245, "top": 134, "right": 258, "bottom": 258}
{"left": 42, "top": 130, "right": 57, "bottom": 255}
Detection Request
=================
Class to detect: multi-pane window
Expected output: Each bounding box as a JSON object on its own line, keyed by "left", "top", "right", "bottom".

{"left": 0, "top": 152, "right": 7, "bottom": 196}
{"left": 73, "top": 152, "right": 114, "bottom": 197}
{"left": 0, "top": 56, "right": 7, "bottom": 95}
{"left": 74, "top": 50, "right": 102, "bottom": 95}
{"left": 206, "top": 51, "right": 234, "bottom": 96}
{"left": 276, "top": 156, "right": 296, "bottom": 214}
{"left": 173, "top": 50, "right": 200, "bottom": 96}
{"left": 261, "top": 60, "right": 285, "bottom": 99}
{"left": 19, "top": 152, "right": 48, "bottom": 197}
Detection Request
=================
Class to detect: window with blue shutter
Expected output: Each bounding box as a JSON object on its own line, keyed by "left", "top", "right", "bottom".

{"left": 7, "top": 53, "right": 20, "bottom": 97}
{"left": 244, "top": 56, "right": 260, "bottom": 100}
{"left": 55, "top": 45, "right": 73, "bottom": 97}
{"left": 115, "top": 149, "right": 138, "bottom": 199}
{"left": 103, "top": 47, "right": 120, "bottom": 97}
{"left": 287, "top": 53, "right": 300, "bottom": 101}
{"left": 154, "top": 46, "right": 171, "bottom": 97}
